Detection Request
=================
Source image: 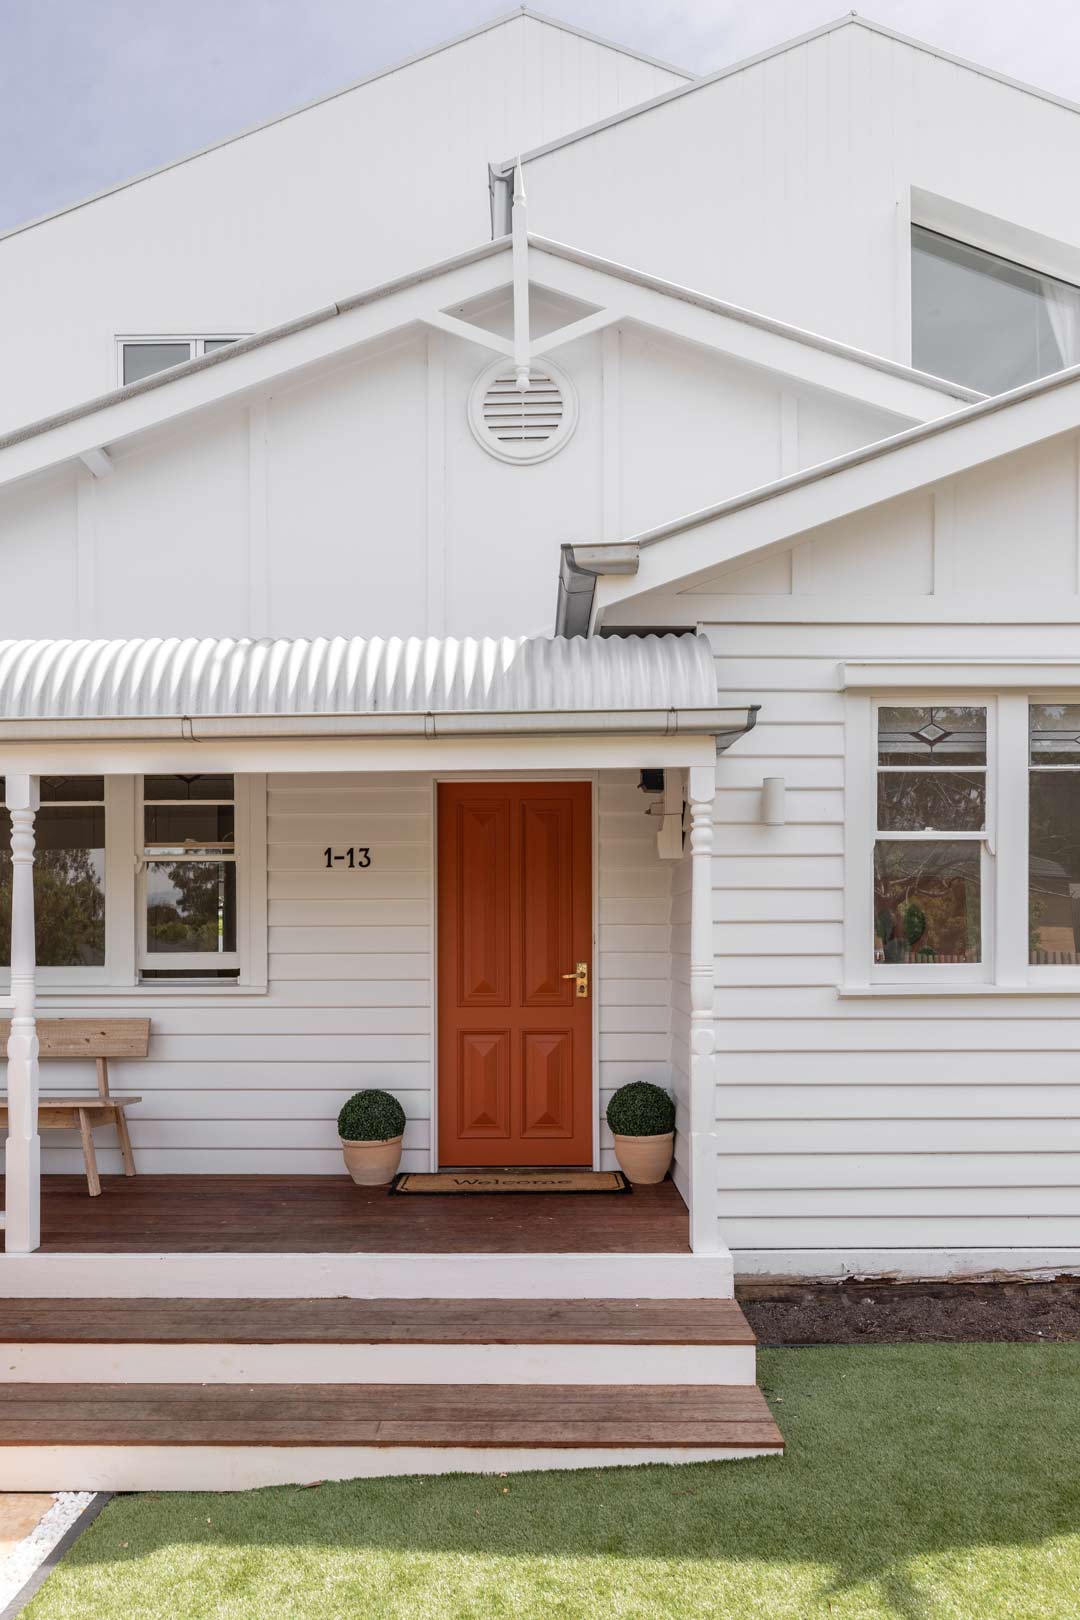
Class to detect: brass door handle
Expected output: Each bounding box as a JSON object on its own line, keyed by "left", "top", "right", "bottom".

{"left": 561, "top": 962, "right": 589, "bottom": 997}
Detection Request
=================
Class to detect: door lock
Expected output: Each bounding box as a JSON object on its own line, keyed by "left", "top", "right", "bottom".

{"left": 561, "top": 961, "right": 589, "bottom": 998}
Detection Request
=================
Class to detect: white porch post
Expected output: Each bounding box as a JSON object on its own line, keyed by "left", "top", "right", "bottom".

{"left": 687, "top": 763, "right": 720, "bottom": 1254}
{"left": 4, "top": 774, "right": 41, "bottom": 1254}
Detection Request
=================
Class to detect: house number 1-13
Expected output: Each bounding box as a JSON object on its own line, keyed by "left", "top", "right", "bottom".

{"left": 324, "top": 847, "right": 372, "bottom": 869}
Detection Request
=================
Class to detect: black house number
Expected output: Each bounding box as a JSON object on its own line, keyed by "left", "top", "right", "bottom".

{"left": 324, "top": 847, "right": 372, "bottom": 870}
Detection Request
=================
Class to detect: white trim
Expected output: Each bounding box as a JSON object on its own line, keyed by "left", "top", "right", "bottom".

{"left": 844, "top": 660, "right": 1080, "bottom": 691}
{"left": 0, "top": 1249, "right": 735, "bottom": 1298}
{"left": 0, "top": 233, "right": 976, "bottom": 492}
{"left": 3, "top": 1342, "right": 756, "bottom": 1386}
{"left": 1, "top": 1444, "right": 777, "bottom": 1492}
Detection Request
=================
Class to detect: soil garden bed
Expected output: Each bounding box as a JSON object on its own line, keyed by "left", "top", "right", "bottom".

{"left": 737, "top": 1277, "right": 1080, "bottom": 1345}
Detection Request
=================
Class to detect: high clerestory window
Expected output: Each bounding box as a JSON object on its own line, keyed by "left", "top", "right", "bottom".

{"left": 118, "top": 335, "right": 243, "bottom": 386}
{"left": 911, "top": 226, "right": 1080, "bottom": 394}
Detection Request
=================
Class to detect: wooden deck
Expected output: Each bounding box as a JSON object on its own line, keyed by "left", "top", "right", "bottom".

{"left": 0, "top": 1382, "right": 783, "bottom": 1450}
{"left": 0, "top": 1297, "right": 752, "bottom": 1344}
{"left": 3, "top": 1174, "right": 691, "bottom": 1254}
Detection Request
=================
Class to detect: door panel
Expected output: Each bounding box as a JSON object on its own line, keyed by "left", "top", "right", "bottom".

{"left": 438, "top": 782, "right": 592, "bottom": 1166}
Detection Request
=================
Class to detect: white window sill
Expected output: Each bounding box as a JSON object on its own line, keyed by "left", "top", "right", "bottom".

{"left": 2, "top": 984, "right": 269, "bottom": 999}
{"left": 838, "top": 982, "right": 1080, "bottom": 998}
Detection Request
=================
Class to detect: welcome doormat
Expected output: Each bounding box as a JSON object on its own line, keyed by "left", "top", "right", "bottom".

{"left": 390, "top": 1169, "right": 632, "bottom": 1195}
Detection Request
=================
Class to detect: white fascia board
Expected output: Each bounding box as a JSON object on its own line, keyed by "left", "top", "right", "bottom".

{"left": 0, "top": 231, "right": 972, "bottom": 493}
{"left": 0, "top": 732, "right": 718, "bottom": 778}
{"left": 0, "top": 10, "right": 688, "bottom": 251}
{"left": 498, "top": 14, "right": 1080, "bottom": 183}
{"left": 529, "top": 242, "right": 976, "bottom": 420}
{"left": 0, "top": 242, "right": 512, "bottom": 491}
{"left": 594, "top": 363, "right": 1080, "bottom": 607}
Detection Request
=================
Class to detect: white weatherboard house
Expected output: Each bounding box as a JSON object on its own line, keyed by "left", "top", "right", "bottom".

{"left": 1, "top": 8, "right": 1080, "bottom": 1486}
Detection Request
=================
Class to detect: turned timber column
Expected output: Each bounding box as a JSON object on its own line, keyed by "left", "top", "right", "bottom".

{"left": 687, "top": 763, "right": 719, "bottom": 1254}
{"left": 5, "top": 774, "right": 40, "bottom": 1254}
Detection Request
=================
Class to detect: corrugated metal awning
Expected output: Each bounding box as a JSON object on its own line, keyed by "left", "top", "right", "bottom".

{"left": 0, "top": 635, "right": 756, "bottom": 744}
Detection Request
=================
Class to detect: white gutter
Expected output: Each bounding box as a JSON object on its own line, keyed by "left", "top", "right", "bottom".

{"left": 0, "top": 706, "right": 757, "bottom": 744}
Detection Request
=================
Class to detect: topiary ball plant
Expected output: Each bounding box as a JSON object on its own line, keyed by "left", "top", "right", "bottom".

{"left": 337, "top": 1088, "right": 406, "bottom": 1142}
{"left": 606, "top": 1080, "right": 675, "bottom": 1138}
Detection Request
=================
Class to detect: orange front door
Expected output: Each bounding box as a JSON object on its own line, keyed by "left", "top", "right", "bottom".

{"left": 437, "top": 781, "right": 593, "bottom": 1167}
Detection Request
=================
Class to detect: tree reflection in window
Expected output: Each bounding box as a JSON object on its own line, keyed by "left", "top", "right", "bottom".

{"left": 0, "top": 779, "right": 106, "bottom": 968}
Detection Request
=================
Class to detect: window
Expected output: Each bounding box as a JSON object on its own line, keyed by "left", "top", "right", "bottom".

{"left": 0, "top": 777, "right": 106, "bottom": 968}
{"left": 139, "top": 776, "right": 240, "bottom": 981}
{"left": 912, "top": 226, "right": 1080, "bottom": 394}
{"left": 119, "top": 336, "right": 243, "bottom": 386}
{"left": 0, "top": 775, "right": 265, "bottom": 990}
{"left": 1029, "top": 706, "right": 1080, "bottom": 965}
{"left": 873, "top": 707, "right": 987, "bottom": 972}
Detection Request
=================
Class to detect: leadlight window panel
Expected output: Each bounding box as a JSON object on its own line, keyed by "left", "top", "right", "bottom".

{"left": 0, "top": 777, "right": 106, "bottom": 968}
{"left": 1029, "top": 705, "right": 1080, "bottom": 965}
{"left": 873, "top": 706, "right": 987, "bottom": 967}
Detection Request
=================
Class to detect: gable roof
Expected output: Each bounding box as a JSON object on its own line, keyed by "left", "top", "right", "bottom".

{"left": 0, "top": 233, "right": 977, "bottom": 493}
{"left": 579, "top": 357, "right": 1080, "bottom": 616}
{"left": 493, "top": 12, "right": 1080, "bottom": 182}
{"left": 0, "top": 8, "right": 691, "bottom": 248}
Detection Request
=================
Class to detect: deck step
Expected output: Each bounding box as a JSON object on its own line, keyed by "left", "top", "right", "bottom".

{"left": 0, "top": 1383, "right": 784, "bottom": 1489}
{"left": 0, "top": 1298, "right": 759, "bottom": 1385}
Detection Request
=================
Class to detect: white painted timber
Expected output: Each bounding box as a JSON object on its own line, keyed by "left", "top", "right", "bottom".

{"left": 0, "top": 1342, "right": 757, "bottom": 1386}
{"left": 0, "top": 1445, "right": 781, "bottom": 1492}
{"left": 0, "top": 1251, "right": 736, "bottom": 1299}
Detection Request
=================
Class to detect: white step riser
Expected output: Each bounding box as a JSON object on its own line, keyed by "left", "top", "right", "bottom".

{"left": 0, "top": 1342, "right": 757, "bottom": 1386}
{"left": 0, "top": 1444, "right": 783, "bottom": 1492}
{"left": 0, "top": 1251, "right": 735, "bottom": 1300}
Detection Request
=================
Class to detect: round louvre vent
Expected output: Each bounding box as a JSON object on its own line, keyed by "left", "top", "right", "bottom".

{"left": 468, "top": 359, "right": 577, "bottom": 464}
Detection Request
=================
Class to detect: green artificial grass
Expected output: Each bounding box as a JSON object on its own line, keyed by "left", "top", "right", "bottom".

{"left": 24, "top": 1344, "right": 1080, "bottom": 1620}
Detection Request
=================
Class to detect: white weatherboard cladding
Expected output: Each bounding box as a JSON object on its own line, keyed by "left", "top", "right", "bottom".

{"left": 521, "top": 20, "right": 1080, "bottom": 362}
{"left": 34, "top": 769, "right": 675, "bottom": 1178}
{"left": 0, "top": 13, "right": 686, "bottom": 434}
{"left": 0, "top": 633, "right": 717, "bottom": 721}
{"left": 604, "top": 435, "right": 1080, "bottom": 1265}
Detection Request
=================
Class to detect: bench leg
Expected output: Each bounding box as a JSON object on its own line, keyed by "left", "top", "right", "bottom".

{"left": 114, "top": 1106, "right": 136, "bottom": 1178}
{"left": 77, "top": 1108, "right": 101, "bottom": 1197}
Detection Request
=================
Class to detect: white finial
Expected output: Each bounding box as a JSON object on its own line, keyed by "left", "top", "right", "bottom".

{"left": 512, "top": 156, "right": 530, "bottom": 392}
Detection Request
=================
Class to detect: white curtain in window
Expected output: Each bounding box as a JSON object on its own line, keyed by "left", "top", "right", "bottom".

{"left": 1041, "top": 275, "right": 1080, "bottom": 368}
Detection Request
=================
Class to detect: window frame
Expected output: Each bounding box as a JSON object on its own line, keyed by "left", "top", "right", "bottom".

{"left": 844, "top": 687, "right": 1080, "bottom": 994}
{"left": 867, "top": 695, "right": 995, "bottom": 986}
{"left": 137, "top": 775, "right": 242, "bottom": 977}
{"left": 115, "top": 334, "right": 247, "bottom": 388}
{"left": 0, "top": 774, "right": 267, "bottom": 994}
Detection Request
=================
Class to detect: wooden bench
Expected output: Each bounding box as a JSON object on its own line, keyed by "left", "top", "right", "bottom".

{"left": 0, "top": 1018, "right": 149, "bottom": 1197}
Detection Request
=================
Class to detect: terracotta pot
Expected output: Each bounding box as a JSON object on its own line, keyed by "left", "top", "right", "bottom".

{"left": 340, "top": 1133, "right": 403, "bottom": 1186}
{"left": 612, "top": 1131, "right": 674, "bottom": 1185}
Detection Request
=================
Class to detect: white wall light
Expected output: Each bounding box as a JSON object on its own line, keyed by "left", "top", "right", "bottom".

{"left": 762, "top": 776, "right": 786, "bottom": 825}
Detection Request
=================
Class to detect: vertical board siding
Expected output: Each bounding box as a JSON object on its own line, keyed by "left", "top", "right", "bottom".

{"left": 707, "top": 620, "right": 1080, "bottom": 1254}
{"left": 36, "top": 770, "right": 676, "bottom": 1179}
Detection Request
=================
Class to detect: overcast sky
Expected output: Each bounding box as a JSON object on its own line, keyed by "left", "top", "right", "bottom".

{"left": 1, "top": 0, "right": 1077, "bottom": 233}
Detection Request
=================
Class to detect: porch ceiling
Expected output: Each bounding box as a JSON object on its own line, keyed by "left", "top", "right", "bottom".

{"left": 0, "top": 633, "right": 754, "bottom": 746}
